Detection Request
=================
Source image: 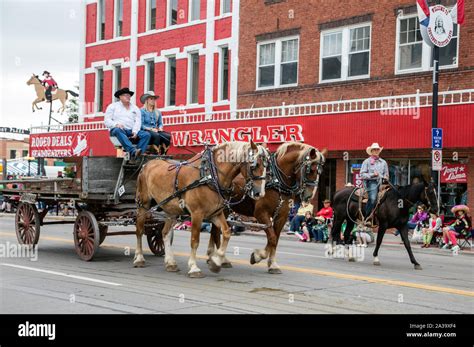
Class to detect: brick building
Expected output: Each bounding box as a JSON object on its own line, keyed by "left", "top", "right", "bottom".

{"left": 235, "top": 0, "right": 473, "bottom": 213}
{"left": 30, "top": 0, "right": 473, "bottom": 215}
{"left": 80, "top": 0, "right": 237, "bottom": 118}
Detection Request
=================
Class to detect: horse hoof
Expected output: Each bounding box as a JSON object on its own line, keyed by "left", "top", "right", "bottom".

{"left": 250, "top": 253, "right": 257, "bottom": 265}
{"left": 166, "top": 264, "right": 180, "bottom": 272}
{"left": 414, "top": 264, "right": 423, "bottom": 270}
{"left": 133, "top": 261, "right": 145, "bottom": 268}
{"left": 348, "top": 257, "right": 356, "bottom": 262}
{"left": 373, "top": 261, "right": 381, "bottom": 266}
{"left": 208, "top": 259, "right": 222, "bottom": 273}
{"left": 188, "top": 271, "right": 205, "bottom": 278}
{"left": 268, "top": 268, "right": 282, "bottom": 275}
{"left": 221, "top": 262, "right": 233, "bottom": 269}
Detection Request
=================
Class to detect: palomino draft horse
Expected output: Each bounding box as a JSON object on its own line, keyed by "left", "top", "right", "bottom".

{"left": 331, "top": 181, "right": 439, "bottom": 269}
{"left": 134, "top": 141, "right": 269, "bottom": 278}
{"left": 26, "top": 74, "right": 79, "bottom": 114}
{"left": 208, "top": 142, "right": 327, "bottom": 274}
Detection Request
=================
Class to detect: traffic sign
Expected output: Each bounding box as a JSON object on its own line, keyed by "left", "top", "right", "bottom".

{"left": 432, "top": 150, "right": 442, "bottom": 171}
{"left": 432, "top": 128, "right": 443, "bottom": 149}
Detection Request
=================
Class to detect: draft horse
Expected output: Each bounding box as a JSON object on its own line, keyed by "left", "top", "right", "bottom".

{"left": 208, "top": 142, "right": 327, "bottom": 274}
{"left": 134, "top": 141, "right": 269, "bottom": 278}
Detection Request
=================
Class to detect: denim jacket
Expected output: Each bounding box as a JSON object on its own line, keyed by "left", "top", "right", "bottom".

{"left": 140, "top": 108, "right": 163, "bottom": 131}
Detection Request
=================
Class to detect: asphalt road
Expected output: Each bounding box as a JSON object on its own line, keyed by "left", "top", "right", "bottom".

{"left": 0, "top": 215, "right": 473, "bottom": 314}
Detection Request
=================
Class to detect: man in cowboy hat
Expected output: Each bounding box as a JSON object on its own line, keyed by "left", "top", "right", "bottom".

{"left": 104, "top": 87, "right": 151, "bottom": 160}
{"left": 360, "top": 143, "right": 389, "bottom": 223}
{"left": 41, "top": 71, "right": 58, "bottom": 103}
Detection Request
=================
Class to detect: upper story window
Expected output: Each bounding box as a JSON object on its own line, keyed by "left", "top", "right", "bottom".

{"left": 219, "top": 47, "right": 229, "bottom": 100}
{"left": 396, "top": 15, "right": 459, "bottom": 74}
{"left": 188, "top": 53, "right": 200, "bottom": 104}
{"left": 113, "top": 65, "right": 122, "bottom": 98}
{"left": 257, "top": 36, "right": 299, "bottom": 90}
{"left": 145, "top": 60, "right": 155, "bottom": 92}
{"left": 166, "top": 57, "right": 177, "bottom": 106}
{"left": 320, "top": 23, "right": 371, "bottom": 82}
{"left": 190, "top": 0, "right": 200, "bottom": 21}
{"left": 115, "top": 0, "right": 123, "bottom": 37}
{"left": 168, "top": 0, "right": 178, "bottom": 26}
{"left": 147, "top": 0, "right": 157, "bottom": 30}
{"left": 222, "top": 0, "right": 232, "bottom": 14}
{"left": 98, "top": 0, "right": 106, "bottom": 41}
{"left": 96, "top": 68, "right": 104, "bottom": 112}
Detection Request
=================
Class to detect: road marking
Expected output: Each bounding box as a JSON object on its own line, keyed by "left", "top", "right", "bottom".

{"left": 1, "top": 231, "right": 473, "bottom": 297}
{"left": 0, "top": 263, "right": 122, "bottom": 286}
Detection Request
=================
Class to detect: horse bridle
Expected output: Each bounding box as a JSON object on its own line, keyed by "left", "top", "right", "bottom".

{"left": 269, "top": 147, "right": 325, "bottom": 201}
{"left": 208, "top": 144, "right": 269, "bottom": 207}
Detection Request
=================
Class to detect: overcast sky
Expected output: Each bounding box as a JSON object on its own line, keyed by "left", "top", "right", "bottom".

{"left": 1, "top": 0, "right": 82, "bottom": 139}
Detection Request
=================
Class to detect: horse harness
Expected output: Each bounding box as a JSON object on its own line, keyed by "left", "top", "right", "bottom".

{"left": 140, "top": 145, "right": 267, "bottom": 216}
{"left": 265, "top": 148, "right": 325, "bottom": 222}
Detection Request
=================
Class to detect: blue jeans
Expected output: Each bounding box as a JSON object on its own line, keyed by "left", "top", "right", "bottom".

{"left": 290, "top": 215, "right": 305, "bottom": 232}
{"left": 310, "top": 226, "right": 326, "bottom": 241}
{"left": 110, "top": 128, "right": 151, "bottom": 155}
{"left": 364, "top": 180, "right": 379, "bottom": 217}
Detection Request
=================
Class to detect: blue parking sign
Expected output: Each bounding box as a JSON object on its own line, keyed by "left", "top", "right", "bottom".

{"left": 432, "top": 128, "right": 443, "bottom": 149}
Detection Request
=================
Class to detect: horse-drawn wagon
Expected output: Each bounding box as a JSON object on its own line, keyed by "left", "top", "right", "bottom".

{"left": 0, "top": 155, "right": 169, "bottom": 261}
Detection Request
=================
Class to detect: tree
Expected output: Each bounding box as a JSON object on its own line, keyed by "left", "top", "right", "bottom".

{"left": 65, "top": 84, "right": 79, "bottom": 123}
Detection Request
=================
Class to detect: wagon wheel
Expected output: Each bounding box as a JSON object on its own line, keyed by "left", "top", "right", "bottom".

{"left": 15, "top": 203, "right": 40, "bottom": 246}
{"left": 99, "top": 224, "right": 108, "bottom": 245}
{"left": 146, "top": 222, "right": 173, "bottom": 256}
{"left": 73, "top": 211, "right": 100, "bottom": 261}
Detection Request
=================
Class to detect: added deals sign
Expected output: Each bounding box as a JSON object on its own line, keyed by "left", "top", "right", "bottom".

{"left": 171, "top": 124, "right": 304, "bottom": 147}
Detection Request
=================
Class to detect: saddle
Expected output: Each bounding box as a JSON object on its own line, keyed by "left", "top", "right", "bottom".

{"left": 353, "top": 184, "right": 391, "bottom": 204}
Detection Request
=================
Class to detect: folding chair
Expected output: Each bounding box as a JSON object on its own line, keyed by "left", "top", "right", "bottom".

{"left": 456, "top": 230, "right": 473, "bottom": 250}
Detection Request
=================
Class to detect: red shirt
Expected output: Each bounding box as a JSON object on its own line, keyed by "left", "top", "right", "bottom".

{"left": 316, "top": 206, "right": 333, "bottom": 219}
{"left": 42, "top": 77, "right": 57, "bottom": 89}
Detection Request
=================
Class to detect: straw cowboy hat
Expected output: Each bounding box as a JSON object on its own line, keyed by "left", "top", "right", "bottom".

{"left": 366, "top": 143, "right": 383, "bottom": 156}
{"left": 114, "top": 87, "right": 134, "bottom": 98}
{"left": 451, "top": 205, "right": 470, "bottom": 214}
{"left": 315, "top": 216, "right": 326, "bottom": 222}
{"left": 140, "top": 91, "right": 159, "bottom": 104}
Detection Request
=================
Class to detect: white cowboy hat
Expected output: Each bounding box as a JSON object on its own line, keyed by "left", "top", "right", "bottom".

{"left": 315, "top": 216, "right": 326, "bottom": 222}
{"left": 366, "top": 143, "right": 383, "bottom": 156}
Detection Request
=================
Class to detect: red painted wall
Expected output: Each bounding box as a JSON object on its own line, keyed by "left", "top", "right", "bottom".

{"left": 86, "top": 40, "right": 130, "bottom": 68}
{"left": 214, "top": 16, "right": 232, "bottom": 40}
{"left": 105, "top": 0, "right": 115, "bottom": 40}
{"left": 122, "top": 0, "right": 132, "bottom": 36}
{"left": 175, "top": 58, "right": 188, "bottom": 106}
{"left": 137, "top": 23, "right": 206, "bottom": 57}
{"left": 86, "top": 3, "right": 97, "bottom": 44}
{"left": 84, "top": 74, "right": 96, "bottom": 114}
{"left": 102, "top": 70, "right": 113, "bottom": 111}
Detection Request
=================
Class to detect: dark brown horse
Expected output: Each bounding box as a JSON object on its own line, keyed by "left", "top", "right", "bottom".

{"left": 207, "top": 142, "right": 327, "bottom": 274}
{"left": 134, "top": 141, "right": 269, "bottom": 278}
{"left": 330, "top": 181, "right": 439, "bottom": 269}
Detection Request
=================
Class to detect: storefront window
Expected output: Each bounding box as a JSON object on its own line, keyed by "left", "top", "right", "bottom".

{"left": 347, "top": 158, "right": 468, "bottom": 218}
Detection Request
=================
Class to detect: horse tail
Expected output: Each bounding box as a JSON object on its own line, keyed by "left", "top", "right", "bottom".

{"left": 66, "top": 90, "right": 79, "bottom": 97}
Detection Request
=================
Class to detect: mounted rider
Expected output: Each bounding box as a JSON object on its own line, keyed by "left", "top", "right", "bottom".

{"left": 41, "top": 71, "right": 58, "bottom": 103}
{"left": 360, "top": 143, "right": 389, "bottom": 225}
